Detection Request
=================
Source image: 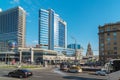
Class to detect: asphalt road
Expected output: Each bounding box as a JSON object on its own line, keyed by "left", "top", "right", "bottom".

{"left": 0, "top": 68, "right": 108, "bottom": 80}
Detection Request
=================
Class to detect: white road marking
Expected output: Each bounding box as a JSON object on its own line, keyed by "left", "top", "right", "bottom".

{"left": 2, "top": 71, "right": 8, "bottom": 73}
{"left": 33, "top": 75, "right": 43, "bottom": 78}
{"left": 0, "top": 76, "right": 20, "bottom": 80}
{"left": 53, "top": 68, "right": 67, "bottom": 76}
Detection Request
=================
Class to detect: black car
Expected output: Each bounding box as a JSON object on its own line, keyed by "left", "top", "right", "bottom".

{"left": 8, "top": 69, "right": 33, "bottom": 78}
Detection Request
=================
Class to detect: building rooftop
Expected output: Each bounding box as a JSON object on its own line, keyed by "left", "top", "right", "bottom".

{"left": 0, "top": 6, "right": 26, "bottom": 15}
{"left": 99, "top": 22, "right": 120, "bottom": 27}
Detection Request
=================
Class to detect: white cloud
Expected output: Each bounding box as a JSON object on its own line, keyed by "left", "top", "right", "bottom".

{"left": 0, "top": 8, "right": 2, "bottom": 12}
{"left": 10, "top": 0, "right": 20, "bottom": 4}
{"left": 32, "top": 40, "right": 38, "bottom": 44}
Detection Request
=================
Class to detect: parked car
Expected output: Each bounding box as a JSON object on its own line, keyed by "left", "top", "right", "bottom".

{"left": 8, "top": 69, "right": 33, "bottom": 78}
{"left": 95, "top": 70, "right": 109, "bottom": 76}
{"left": 68, "top": 65, "right": 82, "bottom": 73}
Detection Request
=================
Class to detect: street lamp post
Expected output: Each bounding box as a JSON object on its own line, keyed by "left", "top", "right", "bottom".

{"left": 19, "top": 51, "right": 22, "bottom": 64}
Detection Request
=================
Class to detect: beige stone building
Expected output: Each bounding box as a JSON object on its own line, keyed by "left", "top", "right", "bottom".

{"left": 98, "top": 22, "right": 120, "bottom": 64}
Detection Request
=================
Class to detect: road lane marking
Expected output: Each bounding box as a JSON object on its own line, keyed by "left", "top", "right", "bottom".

{"left": 0, "top": 76, "right": 21, "bottom": 80}
{"left": 53, "top": 68, "right": 67, "bottom": 76}
{"left": 33, "top": 75, "right": 43, "bottom": 78}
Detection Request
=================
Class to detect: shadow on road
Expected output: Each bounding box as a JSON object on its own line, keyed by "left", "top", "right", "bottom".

{"left": 63, "top": 76, "right": 105, "bottom": 80}
{"left": 2, "top": 75, "right": 9, "bottom": 77}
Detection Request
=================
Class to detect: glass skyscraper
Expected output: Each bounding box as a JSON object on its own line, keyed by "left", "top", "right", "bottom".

{"left": 0, "top": 6, "right": 26, "bottom": 51}
{"left": 39, "top": 9, "right": 49, "bottom": 49}
{"left": 38, "top": 9, "right": 67, "bottom": 50}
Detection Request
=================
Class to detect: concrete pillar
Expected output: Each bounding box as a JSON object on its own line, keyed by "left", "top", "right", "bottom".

{"left": 5, "top": 53, "right": 7, "bottom": 64}
{"left": 19, "top": 51, "right": 22, "bottom": 64}
{"left": 31, "top": 48, "right": 34, "bottom": 63}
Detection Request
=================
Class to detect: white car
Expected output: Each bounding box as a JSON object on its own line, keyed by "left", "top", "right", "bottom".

{"left": 95, "top": 70, "right": 109, "bottom": 76}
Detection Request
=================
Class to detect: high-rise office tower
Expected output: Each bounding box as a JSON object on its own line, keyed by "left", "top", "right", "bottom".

{"left": 38, "top": 9, "right": 67, "bottom": 50}
{"left": 0, "top": 6, "right": 26, "bottom": 51}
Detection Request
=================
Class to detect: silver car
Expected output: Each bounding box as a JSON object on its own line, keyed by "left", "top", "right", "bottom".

{"left": 95, "top": 70, "right": 109, "bottom": 76}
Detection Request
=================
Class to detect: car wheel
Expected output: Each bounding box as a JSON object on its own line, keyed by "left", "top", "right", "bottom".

{"left": 97, "top": 73, "right": 100, "bottom": 76}
{"left": 19, "top": 75, "right": 23, "bottom": 78}
{"left": 8, "top": 74, "right": 11, "bottom": 77}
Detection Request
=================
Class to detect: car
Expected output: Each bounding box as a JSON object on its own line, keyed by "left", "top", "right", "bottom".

{"left": 8, "top": 69, "right": 33, "bottom": 78}
{"left": 68, "top": 65, "right": 82, "bottom": 73}
{"left": 95, "top": 70, "right": 109, "bottom": 76}
{"left": 60, "top": 63, "right": 69, "bottom": 71}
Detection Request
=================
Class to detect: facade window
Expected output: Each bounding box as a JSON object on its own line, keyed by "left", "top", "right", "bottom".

{"left": 107, "top": 33, "right": 110, "bottom": 36}
{"left": 102, "top": 52, "right": 104, "bottom": 55}
{"left": 100, "top": 43, "right": 104, "bottom": 47}
{"left": 100, "top": 39, "right": 104, "bottom": 42}
{"left": 107, "top": 51, "right": 110, "bottom": 55}
{"left": 107, "top": 27, "right": 110, "bottom": 31}
{"left": 107, "top": 42, "right": 110, "bottom": 46}
{"left": 114, "top": 47, "right": 117, "bottom": 50}
{"left": 114, "top": 52, "right": 117, "bottom": 55}
{"left": 113, "top": 42, "right": 117, "bottom": 45}
{"left": 113, "top": 32, "right": 117, "bottom": 42}
{"left": 113, "top": 32, "right": 117, "bottom": 36}
{"left": 107, "top": 38, "right": 110, "bottom": 41}
{"left": 101, "top": 48, "right": 104, "bottom": 51}
{"left": 113, "top": 36, "right": 117, "bottom": 41}
{"left": 107, "top": 47, "right": 110, "bottom": 50}
{"left": 99, "top": 29, "right": 104, "bottom": 33}
{"left": 112, "top": 28, "right": 117, "bottom": 31}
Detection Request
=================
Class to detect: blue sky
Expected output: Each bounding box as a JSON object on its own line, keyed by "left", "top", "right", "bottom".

{"left": 0, "top": 0, "right": 120, "bottom": 55}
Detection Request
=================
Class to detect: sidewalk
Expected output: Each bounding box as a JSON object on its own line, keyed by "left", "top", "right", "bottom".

{"left": 107, "top": 70, "right": 120, "bottom": 80}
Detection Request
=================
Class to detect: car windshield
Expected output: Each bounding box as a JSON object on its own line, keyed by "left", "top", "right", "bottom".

{"left": 21, "top": 69, "right": 31, "bottom": 72}
{"left": 101, "top": 70, "right": 106, "bottom": 72}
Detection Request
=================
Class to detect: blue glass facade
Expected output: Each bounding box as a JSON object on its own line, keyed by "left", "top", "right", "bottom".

{"left": 39, "top": 9, "right": 67, "bottom": 50}
{"left": 59, "top": 20, "right": 66, "bottom": 47}
{"left": 48, "top": 9, "right": 54, "bottom": 50}
{"left": 67, "top": 44, "right": 81, "bottom": 49}
{"left": 39, "top": 9, "right": 49, "bottom": 49}
{"left": 54, "top": 14, "right": 59, "bottom": 47}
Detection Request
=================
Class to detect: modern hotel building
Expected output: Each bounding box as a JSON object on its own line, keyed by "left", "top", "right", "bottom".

{"left": 38, "top": 9, "right": 67, "bottom": 51}
{"left": 0, "top": 6, "right": 26, "bottom": 51}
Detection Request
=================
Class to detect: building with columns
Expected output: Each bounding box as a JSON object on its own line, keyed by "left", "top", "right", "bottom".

{"left": 0, "top": 47, "right": 75, "bottom": 64}
{"left": 19, "top": 48, "right": 75, "bottom": 64}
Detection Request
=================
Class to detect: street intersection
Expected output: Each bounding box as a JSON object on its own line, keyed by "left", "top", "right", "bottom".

{"left": 0, "top": 68, "right": 107, "bottom": 80}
